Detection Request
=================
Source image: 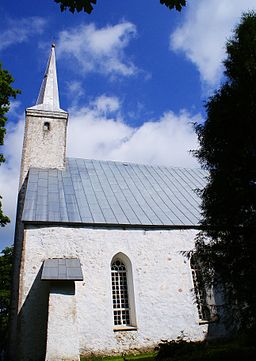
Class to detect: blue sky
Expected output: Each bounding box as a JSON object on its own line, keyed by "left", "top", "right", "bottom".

{"left": 1, "top": 0, "right": 202, "bottom": 119}
{"left": 1, "top": 0, "right": 255, "bottom": 248}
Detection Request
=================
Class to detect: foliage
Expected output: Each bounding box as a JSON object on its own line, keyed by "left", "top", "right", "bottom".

{"left": 0, "top": 196, "right": 9, "bottom": 227}
{"left": 160, "top": 0, "right": 186, "bottom": 12}
{"left": 55, "top": 0, "right": 96, "bottom": 13}
{"left": 54, "top": 0, "right": 186, "bottom": 14}
{"left": 156, "top": 334, "right": 256, "bottom": 361}
{"left": 194, "top": 12, "right": 256, "bottom": 330}
{"left": 156, "top": 335, "right": 206, "bottom": 360}
{"left": 0, "top": 64, "right": 20, "bottom": 226}
{"left": 0, "top": 246, "right": 13, "bottom": 350}
{"left": 80, "top": 352, "right": 156, "bottom": 361}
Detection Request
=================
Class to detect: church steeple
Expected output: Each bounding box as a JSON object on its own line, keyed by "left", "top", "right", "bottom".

{"left": 20, "top": 44, "right": 68, "bottom": 187}
{"left": 29, "top": 44, "right": 64, "bottom": 112}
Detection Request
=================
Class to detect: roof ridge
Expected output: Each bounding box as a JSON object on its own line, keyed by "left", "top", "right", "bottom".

{"left": 66, "top": 157, "right": 203, "bottom": 171}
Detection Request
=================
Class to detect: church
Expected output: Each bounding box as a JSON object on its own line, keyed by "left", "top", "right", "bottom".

{"left": 10, "top": 45, "right": 223, "bottom": 361}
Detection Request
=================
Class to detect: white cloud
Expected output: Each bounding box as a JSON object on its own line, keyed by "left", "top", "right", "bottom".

{"left": 170, "top": 0, "right": 256, "bottom": 86}
{"left": 94, "top": 95, "right": 120, "bottom": 114}
{"left": 7, "top": 100, "right": 22, "bottom": 119}
{"left": 66, "top": 80, "right": 85, "bottom": 100}
{"left": 58, "top": 22, "right": 138, "bottom": 77}
{"left": 0, "top": 17, "right": 47, "bottom": 51}
{"left": 0, "top": 118, "right": 24, "bottom": 249}
{"left": 67, "top": 95, "right": 200, "bottom": 168}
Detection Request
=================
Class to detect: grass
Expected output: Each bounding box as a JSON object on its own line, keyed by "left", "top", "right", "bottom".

{"left": 81, "top": 351, "right": 156, "bottom": 361}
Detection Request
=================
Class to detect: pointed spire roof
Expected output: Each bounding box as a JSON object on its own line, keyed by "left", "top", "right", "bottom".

{"left": 29, "top": 44, "right": 65, "bottom": 112}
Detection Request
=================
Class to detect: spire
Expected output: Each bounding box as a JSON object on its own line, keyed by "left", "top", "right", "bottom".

{"left": 29, "top": 44, "right": 65, "bottom": 112}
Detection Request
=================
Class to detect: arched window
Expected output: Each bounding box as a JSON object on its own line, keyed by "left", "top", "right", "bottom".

{"left": 111, "top": 253, "right": 137, "bottom": 328}
{"left": 111, "top": 260, "right": 130, "bottom": 326}
{"left": 191, "top": 255, "right": 216, "bottom": 322}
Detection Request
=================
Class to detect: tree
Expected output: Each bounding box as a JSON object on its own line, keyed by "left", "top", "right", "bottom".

{"left": 0, "top": 64, "right": 20, "bottom": 227}
{"left": 194, "top": 12, "right": 256, "bottom": 331}
{"left": 0, "top": 246, "right": 13, "bottom": 351}
{"left": 54, "top": 0, "right": 186, "bottom": 14}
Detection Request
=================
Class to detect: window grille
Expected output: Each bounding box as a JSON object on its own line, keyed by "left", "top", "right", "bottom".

{"left": 111, "top": 259, "right": 130, "bottom": 326}
{"left": 191, "top": 267, "right": 211, "bottom": 321}
{"left": 191, "top": 256, "right": 212, "bottom": 321}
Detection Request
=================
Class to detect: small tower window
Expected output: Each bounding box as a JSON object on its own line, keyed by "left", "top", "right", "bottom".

{"left": 43, "top": 122, "right": 50, "bottom": 131}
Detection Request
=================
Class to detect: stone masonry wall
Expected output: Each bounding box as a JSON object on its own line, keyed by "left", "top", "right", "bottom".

{"left": 18, "top": 225, "right": 209, "bottom": 360}
{"left": 20, "top": 109, "right": 68, "bottom": 187}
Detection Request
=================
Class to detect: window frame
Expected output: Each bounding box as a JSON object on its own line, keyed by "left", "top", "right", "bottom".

{"left": 190, "top": 255, "right": 217, "bottom": 323}
{"left": 111, "top": 259, "right": 130, "bottom": 326}
{"left": 110, "top": 253, "right": 137, "bottom": 331}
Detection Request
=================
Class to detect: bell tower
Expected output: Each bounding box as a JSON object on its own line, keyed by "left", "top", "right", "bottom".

{"left": 20, "top": 44, "right": 68, "bottom": 187}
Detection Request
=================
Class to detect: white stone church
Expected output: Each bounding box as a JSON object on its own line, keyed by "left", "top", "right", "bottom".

{"left": 10, "top": 45, "right": 224, "bottom": 361}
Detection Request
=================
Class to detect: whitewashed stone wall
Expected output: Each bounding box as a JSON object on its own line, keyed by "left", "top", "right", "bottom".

{"left": 18, "top": 225, "right": 209, "bottom": 360}
{"left": 46, "top": 283, "right": 80, "bottom": 361}
{"left": 20, "top": 109, "right": 68, "bottom": 186}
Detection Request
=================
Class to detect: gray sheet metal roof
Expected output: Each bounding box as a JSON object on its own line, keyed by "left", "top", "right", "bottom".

{"left": 22, "top": 158, "right": 207, "bottom": 226}
{"left": 41, "top": 258, "right": 83, "bottom": 281}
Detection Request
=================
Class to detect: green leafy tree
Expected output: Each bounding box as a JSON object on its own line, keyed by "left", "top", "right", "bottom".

{"left": 0, "top": 64, "right": 20, "bottom": 227}
{"left": 54, "top": 0, "right": 186, "bottom": 14}
{"left": 195, "top": 12, "right": 256, "bottom": 331}
{"left": 0, "top": 246, "right": 13, "bottom": 350}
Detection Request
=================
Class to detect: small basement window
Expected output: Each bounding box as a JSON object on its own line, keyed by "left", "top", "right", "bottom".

{"left": 43, "top": 122, "right": 50, "bottom": 131}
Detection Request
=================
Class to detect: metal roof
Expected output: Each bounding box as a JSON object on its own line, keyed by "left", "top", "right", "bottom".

{"left": 22, "top": 158, "right": 207, "bottom": 227}
{"left": 41, "top": 258, "right": 83, "bottom": 281}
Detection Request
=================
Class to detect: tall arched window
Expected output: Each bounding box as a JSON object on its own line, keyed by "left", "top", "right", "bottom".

{"left": 111, "top": 253, "right": 137, "bottom": 328}
{"left": 111, "top": 260, "right": 130, "bottom": 325}
{"left": 191, "top": 255, "right": 216, "bottom": 322}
